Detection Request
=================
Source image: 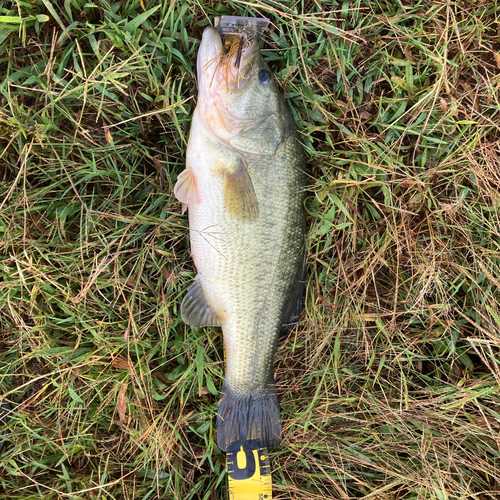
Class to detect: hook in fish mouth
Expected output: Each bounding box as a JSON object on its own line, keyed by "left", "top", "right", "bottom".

{"left": 221, "top": 32, "right": 254, "bottom": 70}
{"left": 198, "top": 27, "right": 258, "bottom": 93}
{"left": 235, "top": 34, "right": 246, "bottom": 69}
{"left": 215, "top": 15, "right": 270, "bottom": 70}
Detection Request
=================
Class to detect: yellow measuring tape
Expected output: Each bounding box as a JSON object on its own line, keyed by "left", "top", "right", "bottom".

{"left": 227, "top": 439, "right": 273, "bottom": 499}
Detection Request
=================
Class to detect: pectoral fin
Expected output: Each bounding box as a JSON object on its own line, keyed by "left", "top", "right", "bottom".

{"left": 181, "top": 276, "right": 223, "bottom": 327}
{"left": 223, "top": 160, "right": 259, "bottom": 221}
{"left": 174, "top": 168, "right": 201, "bottom": 213}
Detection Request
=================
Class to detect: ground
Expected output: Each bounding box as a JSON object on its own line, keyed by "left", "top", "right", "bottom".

{"left": 1, "top": 0, "right": 500, "bottom": 499}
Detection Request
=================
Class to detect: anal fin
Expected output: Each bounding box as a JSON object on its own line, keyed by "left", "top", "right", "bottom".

{"left": 181, "top": 277, "right": 223, "bottom": 327}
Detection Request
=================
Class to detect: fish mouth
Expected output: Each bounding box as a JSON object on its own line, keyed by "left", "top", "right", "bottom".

{"left": 197, "top": 27, "right": 258, "bottom": 93}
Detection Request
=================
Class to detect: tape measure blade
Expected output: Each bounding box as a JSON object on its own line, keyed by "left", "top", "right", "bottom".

{"left": 226, "top": 439, "right": 273, "bottom": 499}
{"left": 214, "top": 15, "right": 270, "bottom": 41}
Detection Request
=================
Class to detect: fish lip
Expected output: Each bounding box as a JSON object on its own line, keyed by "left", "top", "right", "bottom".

{"left": 197, "top": 27, "right": 224, "bottom": 97}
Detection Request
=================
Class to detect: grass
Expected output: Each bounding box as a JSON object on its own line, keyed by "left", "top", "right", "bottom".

{"left": 1, "top": 0, "right": 500, "bottom": 498}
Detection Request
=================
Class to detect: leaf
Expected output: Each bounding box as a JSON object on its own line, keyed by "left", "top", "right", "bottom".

{"left": 196, "top": 343, "right": 204, "bottom": 396}
{"left": 151, "top": 389, "right": 168, "bottom": 400}
{"left": 40, "top": 0, "right": 70, "bottom": 37}
{"left": 125, "top": 5, "right": 161, "bottom": 32}
{"left": 7, "top": 59, "right": 46, "bottom": 83}
{"left": 0, "top": 29, "right": 11, "bottom": 45}
{"left": 205, "top": 374, "right": 218, "bottom": 396}
{"left": 111, "top": 357, "right": 131, "bottom": 370}
{"left": 316, "top": 222, "right": 331, "bottom": 235}
{"left": 0, "top": 16, "right": 22, "bottom": 23}
{"left": 117, "top": 384, "right": 128, "bottom": 423}
{"left": 103, "top": 120, "right": 114, "bottom": 146}
{"left": 68, "top": 387, "right": 84, "bottom": 404}
{"left": 329, "top": 193, "right": 354, "bottom": 222}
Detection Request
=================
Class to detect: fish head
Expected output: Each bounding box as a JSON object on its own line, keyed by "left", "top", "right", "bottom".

{"left": 197, "top": 27, "right": 290, "bottom": 155}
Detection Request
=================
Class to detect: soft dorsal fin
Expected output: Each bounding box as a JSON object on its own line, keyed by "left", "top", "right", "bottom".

{"left": 174, "top": 167, "right": 201, "bottom": 213}
{"left": 223, "top": 159, "right": 259, "bottom": 221}
{"left": 280, "top": 254, "right": 307, "bottom": 337}
{"left": 181, "top": 276, "right": 223, "bottom": 327}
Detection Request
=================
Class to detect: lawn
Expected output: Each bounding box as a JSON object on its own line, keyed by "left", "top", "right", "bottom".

{"left": 1, "top": 0, "right": 500, "bottom": 498}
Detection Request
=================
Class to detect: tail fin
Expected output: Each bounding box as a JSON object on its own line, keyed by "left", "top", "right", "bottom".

{"left": 216, "top": 382, "right": 281, "bottom": 452}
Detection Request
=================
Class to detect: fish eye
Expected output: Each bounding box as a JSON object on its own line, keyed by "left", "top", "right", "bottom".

{"left": 259, "top": 69, "right": 271, "bottom": 85}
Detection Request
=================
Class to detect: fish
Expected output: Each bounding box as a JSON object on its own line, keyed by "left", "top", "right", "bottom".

{"left": 174, "top": 26, "right": 306, "bottom": 452}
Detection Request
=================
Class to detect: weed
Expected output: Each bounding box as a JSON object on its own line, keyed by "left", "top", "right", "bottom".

{"left": 1, "top": 0, "right": 500, "bottom": 498}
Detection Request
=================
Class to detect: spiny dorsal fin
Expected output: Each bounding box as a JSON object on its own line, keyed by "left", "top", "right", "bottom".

{"left": 181, "top": 276, "right": 223, "bottom": 327}
{"left": 223, "top": 159, "right": 259, "bottom": 221}
{"left": 174, "top": 167, "right": 201, "bottom": 213}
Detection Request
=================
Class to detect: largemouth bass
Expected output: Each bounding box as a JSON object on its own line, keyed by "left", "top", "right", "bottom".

{"left": 174, "top": 26, "right": 306, "bottom": 451}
